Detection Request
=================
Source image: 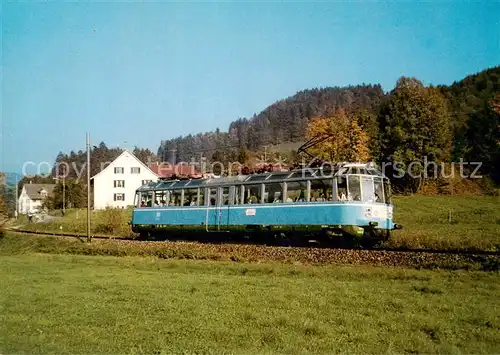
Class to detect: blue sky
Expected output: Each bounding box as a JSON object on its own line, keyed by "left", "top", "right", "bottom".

{"left": 2, "top": 1, "right": 499, "bottom": 174}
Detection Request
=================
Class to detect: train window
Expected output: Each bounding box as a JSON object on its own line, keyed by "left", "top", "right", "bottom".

{"left": 264, "top": 182, "right": 284, "bottom": 203}
{"left": 220, "top": 187, "right": 230, "bottom": 205}
{"left": 233, "top": 186, "right": 244, "bottom": 205}
{"left": 183, "top": 189, "right": 198, "bottom": 206}
{"left": 310, "top": 179, "right": 333, "bottom": 201}
{"left": 374, "top": 178, "right": 384, "bottom": 203}
{"left": 286, "top": 181, "right": 306, "bottom": 202}
{"left": 337, "top": 177, "right": 348, "bottom": 201}
{"left": 347, "top": 175, "right": 362, "bottom": 201}
{"left": 206, "top": 188, "right": 217, "bottom": 206}
{"left": 140, "top": 191, "right": 152, "bottom": 207}
{"left": 154, "top": 191, "right": 168, "bottom": 206}
{"left": 361, "top": 176, "right": 375, "bottom": 203}
{"left": 384, "top": 179, "right": 392, "bottom": 204}
{"left": 245, "top": 184, "right": 262, "bottom": 204}
{"left": 168, "top": 190, "right": 182, "bottom": 206}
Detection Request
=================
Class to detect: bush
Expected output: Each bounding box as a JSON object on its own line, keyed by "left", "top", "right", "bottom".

{"left": 94, "top": 207, "right": 123, "bottom": 235}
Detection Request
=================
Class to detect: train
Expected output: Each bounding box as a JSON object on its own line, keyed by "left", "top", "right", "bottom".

{"left": 130, "top": 162, "right": 402, "bottom": 247}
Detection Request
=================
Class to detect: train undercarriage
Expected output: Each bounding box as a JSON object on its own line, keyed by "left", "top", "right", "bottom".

{"left": 132, "top": 223, "right": 401, "bottom": 248}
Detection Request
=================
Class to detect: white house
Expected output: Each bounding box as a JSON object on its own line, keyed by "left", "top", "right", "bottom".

{"left": 90, "top": 150, "right": 159, "bottom": 209}
{"left": 18, "top": 183, "right": 55, "bottom": 214}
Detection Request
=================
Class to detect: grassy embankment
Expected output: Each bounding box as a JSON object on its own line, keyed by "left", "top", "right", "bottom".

{"left": 1, "top": 252, "right": 499, "bottom": 354}
{"left": 16, "top": 196, "right": 500, "bottom": 252}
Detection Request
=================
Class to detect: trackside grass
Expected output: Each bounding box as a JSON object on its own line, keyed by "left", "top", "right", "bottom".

{"left": 16, "top": 196, "right": 500, "bottom": 252}
{"left": 1, "top": 253, "right": 500, "bottom": 354}
{"left": 2, "top": 232, "right": 499, "bottom": 271}
{"left": 385, "top": 196, "right": 500, "bottom": 251}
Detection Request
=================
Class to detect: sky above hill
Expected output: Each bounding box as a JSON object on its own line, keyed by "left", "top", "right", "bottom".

{"left": 2, "top": 2, "right": 499, "bottom": 175}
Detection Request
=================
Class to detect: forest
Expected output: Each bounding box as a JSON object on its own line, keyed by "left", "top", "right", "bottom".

{"left": 1, "top": 66, "right": 498, "bottom": 214}
{"left": 157, "top": 66, "right": 499, "bottom": 187}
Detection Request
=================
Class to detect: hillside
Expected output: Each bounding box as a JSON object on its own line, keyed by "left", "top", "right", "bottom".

{"left": 157, "top": 67, "right": 500, "bottom": 187}
{"left": 157, "top": 85, "right": 385, "bottom": 162}
{"left": 439, "top": 66, "right": 500, "bottom": 161}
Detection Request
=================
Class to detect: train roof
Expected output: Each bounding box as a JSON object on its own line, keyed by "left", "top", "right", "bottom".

{"left": 137, "top": 162, "right": 387, "bottom": 192}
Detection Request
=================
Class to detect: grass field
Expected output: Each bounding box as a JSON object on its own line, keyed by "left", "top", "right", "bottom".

{"left": 15, "top": 195, "right": 500, "bottom": 252}
{"left": 386, "top": 195, "right": 500, "bottom": 251}
{"left": 1, "top": 253, "right": 499, "bottom": 354}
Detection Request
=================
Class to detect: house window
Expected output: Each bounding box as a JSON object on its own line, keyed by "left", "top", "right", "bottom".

{"left": 131, "top": 167, "right": 141, "bottom": 174}
{"left": 114, "top": 193, "right": 125, "bottom": 201}
{"left": 142, "top": 180, "right": 152, "bottom": 185}
{"left": 114, "top": 167, "right": 124, "bottom": 174}
{"left": 114, "top": 180, "right": 125, "bottom": 188}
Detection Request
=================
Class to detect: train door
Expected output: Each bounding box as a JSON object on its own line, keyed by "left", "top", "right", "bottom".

{"left": 215, "top": 187, "right": 231, "bottom": 231}
{"left": 205, "top": 187, "right": 230, "bottom": 231}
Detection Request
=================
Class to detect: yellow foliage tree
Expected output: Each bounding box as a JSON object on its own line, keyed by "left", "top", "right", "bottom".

{"left": 347, "top": 118, "right": 371, "bottom": 162}
{"left": 305, "top": 109, "right": 371, "bottom": 163}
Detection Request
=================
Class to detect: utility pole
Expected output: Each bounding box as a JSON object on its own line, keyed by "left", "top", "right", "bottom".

{"left": 86, "top": 132, "right": 91, "bottom": 243}
{"left": 62, "top": 164, "right": 66, "bottom": 215}
{"left": 63, "top": 175, "right": 65, "bottom": 214}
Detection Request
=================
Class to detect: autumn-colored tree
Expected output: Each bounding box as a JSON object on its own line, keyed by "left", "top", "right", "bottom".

{"left": 305, "top": 109, "right": 371, "bottom": 163}
{"left": 348, "top": 118, "right": 371, "bottom": 162}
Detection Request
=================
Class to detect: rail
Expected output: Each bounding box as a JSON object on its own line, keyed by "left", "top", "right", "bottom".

{"left": 4, "top": 228, "right": 500, "bottom": 257}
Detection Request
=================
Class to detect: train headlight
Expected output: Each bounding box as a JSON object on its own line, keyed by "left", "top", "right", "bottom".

{"left": 365, "top": 207, "right": 372, "bottom": 217}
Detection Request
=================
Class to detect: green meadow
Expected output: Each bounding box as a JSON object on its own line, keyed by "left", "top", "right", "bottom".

{"left": 1, "top": 252, "right": 499, "bottom": 354}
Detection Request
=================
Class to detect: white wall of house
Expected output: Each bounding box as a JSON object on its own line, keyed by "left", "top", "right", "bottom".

{"left": 18, "top": 188, "right": 42, "bottom": 214}
{"left": 92, "top": 150, "right": 158, "bottom": 209}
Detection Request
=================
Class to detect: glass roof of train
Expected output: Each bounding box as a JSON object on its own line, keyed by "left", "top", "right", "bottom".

{"left": 138, "top": 165, "right": 386, "bottom": 192}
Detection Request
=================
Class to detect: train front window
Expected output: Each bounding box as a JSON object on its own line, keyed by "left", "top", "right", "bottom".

{"left": 361, "top": 176, "right": 375, "bottom": 203}
{"left": 374, "top": 178, "right": 384, "bottom": 203}
{"left": 347, "top": 175, "right": 361, "bottom": 201}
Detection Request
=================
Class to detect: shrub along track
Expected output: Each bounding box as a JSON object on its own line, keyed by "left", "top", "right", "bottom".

{"left": 4, "top": 228, "right": 500, "bottom": 271}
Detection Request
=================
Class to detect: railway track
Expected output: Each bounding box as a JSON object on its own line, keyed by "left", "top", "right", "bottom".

{"left": 5, "top": 227, "right": 500, "bottom": 257}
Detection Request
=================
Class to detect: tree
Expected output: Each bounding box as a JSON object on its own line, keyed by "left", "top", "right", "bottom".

{"left": 348, "top": 118, "right": 371, "bottom": 162}
{"left": 237, "top": 148, "right": 249, "bottom": 164}
{"left": 379, "top": 77, "right": 452, "bottom": 192}
{"left": 465, "top": 93, "right": 500, "bottom": 183}
{"left": 0, "top": 173, "right": 8, "bottom": 224}
{"left": 133, "top": 147, "right": 158, "bottom": 166}
{"left": 305, "top": 109, "right": 371, "bottom": 163}
{"left": 47, "top": 179, "right": 86, "bottom": 210}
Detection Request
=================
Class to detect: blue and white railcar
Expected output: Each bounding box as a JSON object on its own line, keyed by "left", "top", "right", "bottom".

{"left": 130, "top": 162, "right": 402, "bottom": 245}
